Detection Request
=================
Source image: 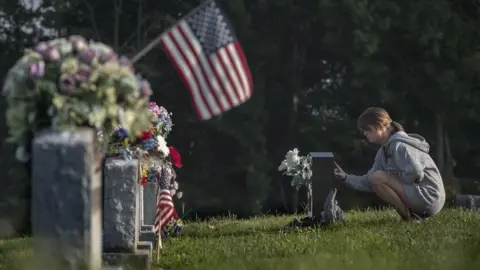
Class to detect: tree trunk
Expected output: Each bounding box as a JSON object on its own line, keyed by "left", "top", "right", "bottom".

{"left": 444, "top": 131, "right": 455, "bottom": 178}
{"left": 435, "top": 113, "right": 445, "bottom": 174}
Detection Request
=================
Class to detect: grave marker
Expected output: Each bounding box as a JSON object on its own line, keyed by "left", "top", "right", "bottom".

{"left": 142, "top": 182, "right": 158, "bottom": 226}
{"left": 140, "top": 181, "right": 158, "bottom": 249}
{"left": 103, "top": 157, "right": 152, "bottom": 269}
{"left": 31, "top": 128, "right": 102, "bottom": 270}
{"left": 310, "top": 152, "right": 341, "bottom": 219}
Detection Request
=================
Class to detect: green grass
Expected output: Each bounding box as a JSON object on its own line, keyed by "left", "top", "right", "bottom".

{"left": 1, "top": 209, "right": 480, "bottom": 270}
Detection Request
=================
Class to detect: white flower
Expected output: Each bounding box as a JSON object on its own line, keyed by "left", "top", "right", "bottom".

{"left": 176, "top": 192, "right": 183, "bottom": 199}
{"left": 15, "top": 146, "right": 29, "bottom": 162}
{"left": 278, "top": 160, "right": 288, "bottom": 171}
{"left": 172, "top": 181, "right": 179, "bottom": 190}
{"left": 285, "top": 148, "right": 300, "bottom": 167}
{"left": 156, "top": 135, "right": 170, "bottom": 156}
{"left": 170, "top": 189, "right": 176, "bottom": 196}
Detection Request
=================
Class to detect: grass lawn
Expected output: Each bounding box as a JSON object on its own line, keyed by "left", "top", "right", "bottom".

{"left": 1, "top": 209, "right": 479, "bottom": 270}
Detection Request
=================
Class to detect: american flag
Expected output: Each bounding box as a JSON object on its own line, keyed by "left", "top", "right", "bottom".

{"left": 159, "top": 0, "right": 253, "bottom": 120}
{"left": 153, "top": 169, "right": 179, "bottom": 233}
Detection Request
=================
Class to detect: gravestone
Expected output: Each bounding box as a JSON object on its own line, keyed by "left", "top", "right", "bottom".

{"left": 140, "top": 182, "right": 158, "bottom": 249}
{"left": 140, "top": 185, "right": 144, "bottom": 226}
{"left": 31, "top": 128, "right": 102, "bottom": 270}
{"left": 103, "top": 157, "right": 141, "bottom": 252}
{"left": 310, "top": 152, "right": 341, "bottom": 219}
{"left": 143, "top": 182, "right": 158, "bottom": 225}
{"left": 103, "top": 157, "right": 152, "bottom": 269}
{"left": 455, "top": 194, "right": 480, "bottom": 210}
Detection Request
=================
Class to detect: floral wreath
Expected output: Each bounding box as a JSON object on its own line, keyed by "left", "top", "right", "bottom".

{"left": 3, "top": 35, "right": 153, "bottom": 161}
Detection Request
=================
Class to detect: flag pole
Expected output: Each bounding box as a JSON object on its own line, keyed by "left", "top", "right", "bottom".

{"left": 131, "top": 35, "right": 164, "bottom": 64}
{"left": 131, "top": 0, "right": 213, "bottom": 64}
{"left": 156, "top": 219, "right": 162, "bottom": 262}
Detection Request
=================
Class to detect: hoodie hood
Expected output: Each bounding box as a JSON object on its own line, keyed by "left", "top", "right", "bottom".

{"left": 387, "top": 131, "right": 430, "bottom": 153}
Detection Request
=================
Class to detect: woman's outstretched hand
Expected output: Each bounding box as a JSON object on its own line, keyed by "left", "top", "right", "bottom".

{"left": 334, "top": 161, "right": 347, "bottom": 181}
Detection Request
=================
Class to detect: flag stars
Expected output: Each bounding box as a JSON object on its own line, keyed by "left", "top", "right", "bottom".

{"left": 186, "top": 2, "right": 235, "bottom": 55}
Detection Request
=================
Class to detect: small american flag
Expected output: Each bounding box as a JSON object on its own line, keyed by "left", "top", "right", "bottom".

{"left": 160, "top": 0, "right": 253, "bottom": 120}
{"left": 153, "top": 170, "right": 179, "bottom": 233}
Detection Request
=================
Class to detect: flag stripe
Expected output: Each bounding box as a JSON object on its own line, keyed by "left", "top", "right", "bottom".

{"left": 208, "top": 54, "right": 240, "bottom": 106}
{"left": 227, "top": 43, "right": 252, "bottom": 99}
{"left": 233, "top": 42, "right": 253, "bottom": 96}
{"left": 178, "top": 22, "right": 233, "bottom": 111}
{"left": 170, "top": 26, "right": 220, "bottom": 116}
{"left": 218, "top": 48, "right": 245, "bottom": 102}
{"left": 154, "top": 188, "right": 178, "bottom": 233}
{"left": 159, "top": 34, "right": 209, "bottom": 119}
{"left": 211, "top": 52, "right": 242, "bottom": 104}
{"left": 224, "top": 44, "right": 247, "bottom": 101}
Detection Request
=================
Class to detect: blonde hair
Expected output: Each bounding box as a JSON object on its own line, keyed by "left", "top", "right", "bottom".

{"left": 357, "top": 107, "right": 404, "bottom": 133}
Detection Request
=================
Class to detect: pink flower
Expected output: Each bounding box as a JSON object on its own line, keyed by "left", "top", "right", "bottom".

{"left": 99, "top": 51, "right": 117, "bottom": 64}
{"left": 34, "top": 42, "right": 49, "bottom": 54}
{"left": 43, "top": 46, "right": 61, "bottom": 62}
{"left": 69, "top": 35, "right": 88, "bottom": 52}
{"left": 28, "top": 61, "right": 45, "bottom": 79}
{"left": 148, "top": 102, "right": 160, "bottom": 117}
{"left": 59, "top": 74, "right": 76, "bottom": 93}
{"left": 78, "top": 49, "right": 96, "bottom": 64}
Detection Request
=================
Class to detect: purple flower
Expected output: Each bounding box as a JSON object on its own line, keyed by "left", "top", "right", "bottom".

{"left": 78, "top": 49, "right": 96, "bottom": 64}
{"left": 139, "top": 80, "right": 152, "bottom": 98}
{"left": 43, "top": 46, "right": 61, "bottom": 62}
{"left": 99, "top": 51, "right": 117, "bottom": 64}
{"left": 58, "top": 73, "right": 76, "bottom": 93}
{"left": 114, "top": 127, "right": 129, "bottom": 138}
{"left": 69, "top": 35, "right": 88, "bottom": 52}
{"left": 148, "top": 102, "right": 161, "bottom": 117}
{"left": 75, "top": 64, "right": 92, "bottom": 83}
{"left": 34, "top": 42, "right": 49, "bottom": 54}
{"left": 28, "top": 61, "right": 45, "bottom": 79}
{"left": 118, "top": 56, "right": 130, "bottom": 66}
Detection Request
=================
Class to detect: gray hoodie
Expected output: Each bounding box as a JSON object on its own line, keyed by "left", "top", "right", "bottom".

{"left": 345, "top": 131, "right": 446, "bottom": 216}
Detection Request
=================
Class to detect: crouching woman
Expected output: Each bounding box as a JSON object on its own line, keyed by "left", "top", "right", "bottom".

{"left": 334, "top": 107, "right": 446, "bottom": 221}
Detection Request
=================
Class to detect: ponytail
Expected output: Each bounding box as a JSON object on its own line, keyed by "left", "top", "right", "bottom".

{"left": 391, "top": 121, "right": 404, "bottom": 133}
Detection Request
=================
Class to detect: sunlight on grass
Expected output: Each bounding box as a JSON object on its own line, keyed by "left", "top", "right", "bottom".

{"left": 1, "top": 209, "right": 479, "bottom": 270}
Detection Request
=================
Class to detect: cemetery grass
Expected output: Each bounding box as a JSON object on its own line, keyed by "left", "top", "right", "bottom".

{"left": 0, "top": 209, "right": 479, "bottom": 270}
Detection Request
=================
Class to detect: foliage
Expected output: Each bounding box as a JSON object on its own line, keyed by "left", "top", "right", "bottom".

{"left": 1, "top": 209, "right": 480, "bottom": 270}
{"left": 3, "top": 35, "right": 153, "bottom": 162}
{"left": 278, "top": 148, "right": 312, "bottom": 190}
{"left": 2, "top": 0, "right": 480, "bottom": 219}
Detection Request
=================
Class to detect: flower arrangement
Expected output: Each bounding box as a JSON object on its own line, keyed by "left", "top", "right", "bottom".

{"left": 278, "top": 148, "right": 313, "bottom": 217}
{"left": 278, "top": 148, "right": 313, "bottom": 190}
{"left": 107, "top": 101, "right": 183, "bottom": 194}
{"left": 107, "top": 102, "right": 173, "bottom": 159}
{"left": 3, "top": 35, "right": 153, "bottom": 161}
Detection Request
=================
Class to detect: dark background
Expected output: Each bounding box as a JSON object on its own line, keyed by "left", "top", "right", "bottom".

{"left": 1, "top": 0, "right": 480, "bottom": 236}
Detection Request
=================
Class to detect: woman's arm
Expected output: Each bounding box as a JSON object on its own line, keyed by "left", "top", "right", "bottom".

{"left": 391, "top": 143, "right": 425, "bottom": 184}
{"left": 344, "top": 149, "right": 383, "bottom": 192}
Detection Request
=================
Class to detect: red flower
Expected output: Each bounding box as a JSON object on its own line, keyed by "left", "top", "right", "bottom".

{"left": 138, "top": 130, "right": 152, "bottom": 140}
{"left": 169, "top": 146, "right": 183, "bottom": 168}
{"left": 141, "top": 176, "right": 147, "bottom": 186}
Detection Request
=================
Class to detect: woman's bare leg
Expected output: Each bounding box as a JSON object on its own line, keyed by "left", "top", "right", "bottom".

{"left": 370, "top": 171, "right": 412, "bottom": 220}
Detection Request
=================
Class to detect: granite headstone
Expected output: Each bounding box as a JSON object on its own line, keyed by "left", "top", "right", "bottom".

{"left": 310, "top": 152, "right": 340, "bottom": 219}
{"left": 31, "top": 128, "right": 102, "bottom": 270}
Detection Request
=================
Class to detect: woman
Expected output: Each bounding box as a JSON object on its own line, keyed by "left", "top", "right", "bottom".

{"left": 334, "top": 107, "right": 445, "bottom": 221}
